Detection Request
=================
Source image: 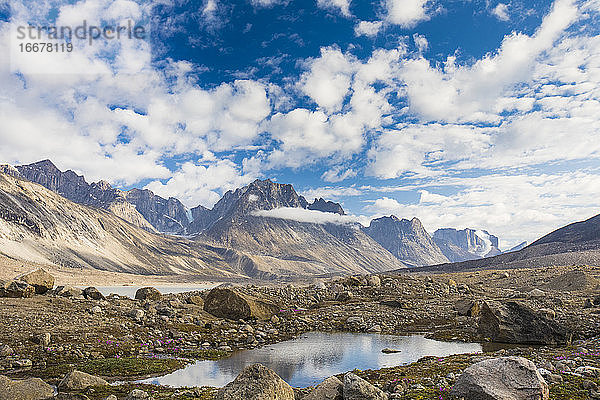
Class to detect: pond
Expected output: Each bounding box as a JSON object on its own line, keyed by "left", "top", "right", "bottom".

{"left": 85, "top": 285, "right": 218, "bottom": 298}
{"left": 140, "top": 332, "right": 483, "bottom": 388}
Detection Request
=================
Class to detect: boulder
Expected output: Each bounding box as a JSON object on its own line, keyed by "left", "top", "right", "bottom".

{"left": 126, "top": 389, "right": 149, "bottom": 400}
{"left": 58, "top": 370, "right": 108, "bottom": 391}
{"left": 343, "top": 372, "right": 388, "bottom": 400}
{"left": 83, "top": 287, "right": 105, "bottom": 300}
{"left": 303, "top": 376, "right": 343, "bottom": 400}
{"left": 187, "top": 295, "right": 204, "bottom": 306}
{"left": 477, "top": 301, "right": 569, "bottom": 344}
{"left": 365, "top": 275, "right": 381, "bottom": 287}
{"left": 32, "top": 333, "right": 51, "bottom": 347}
{"left": 455, "top": 300, "right": 481, "bottom": 317}
{"left": 0, "top": 375, "right": 54, "bottom": 400}
{"left": 335, "top": 291, "right": 354, "bottom": 302}
{"left": 0, "top": 281, "right": 35, "bottom": 298}
{"left": 451, "top": 356, "right": 549, "bottom": 400}
{"left": 134, "top": 287, "right": 162, "bottom": 301}
{"left": 18, "top": 269, "right": 54, "bottom": 294}
{"left": 216, "top": 364, "right": 294, "bottom": 400}
{"left": 55, "top": 286, "right": 84, "bottom": 298}
{"left": 204, "top": 288, "right": 278, "bottom": 320}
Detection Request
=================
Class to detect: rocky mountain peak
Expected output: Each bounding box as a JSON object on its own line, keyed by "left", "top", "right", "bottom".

{"left": 307, "top": 198, "right": 345, "bottom": 215}
{"left": 0, "top": 164, "right": 21, "bottom": 178}
{"left": 363, "top": 215, "right": 448, "bottom": 267}
{"left": 433, "top": 228, "right": 502, "bottom": 262}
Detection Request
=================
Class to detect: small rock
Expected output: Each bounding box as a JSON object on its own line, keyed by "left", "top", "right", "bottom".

{"left": 129, "top": 309, "right": 145, "bottom": 321}
{"left": 382, "top": 348, "right": 400, "bottom": 354}
{"left": 336, "top": 291, "right": 354, "bottom": 302}
{"left": 527, "top": 289, "right": 545, "bottom": 298}
{"left": 367, "top": 325, "right": 382, "bottom": 333}
{"left": 58, "top": 370, "right": 108, "bottom": 390}
{"left": 33, "top": 333, "right": 51, "bottom": 347}
{"left": 90, "top": 306, "right": 102, "bottom": 314}
{"left": 55, "top": 286, "right": 84, "bottom": 299}
{"left": 13, "top": 359, "right": 33, "bottom": 368}
{"left": 126, "top": 389, "right": 149, "bottom": 399}
{"left": 365, "top": 276, "right": 381, "bottom": 287}
{"left": 104, "top": 396, "right": 118, "bottom": 400}
{"left": 187, "top": 295, "right": 204, "bottom": 306}
{"left": 0, "top": 345, "right": 13, "bottom": 357}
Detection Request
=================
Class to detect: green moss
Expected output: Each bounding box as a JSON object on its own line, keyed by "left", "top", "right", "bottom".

{"left": 549, "top": 374, "right": 597, "bottom": 400}
{"left": 182, "top": 348, "right": 229, "bottom": 360}
{"left": 81, "top": 383, "right": 217, "bottom": 400}
{"left": 79, "top": 357, "right": 188, "bottom": 378}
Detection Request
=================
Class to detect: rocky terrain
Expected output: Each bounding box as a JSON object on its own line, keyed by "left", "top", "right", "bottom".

{"left": 2, "top": 265, "right": 600, "bottom": 399}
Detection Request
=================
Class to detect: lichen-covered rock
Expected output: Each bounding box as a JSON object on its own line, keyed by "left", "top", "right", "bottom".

{"left": 18, "top": 269, "right": 54, "bottom": 294}
{"left": 451, "top": 356, "right": 549, "bottom": 400}
{"left": 343, "top": 372, "right": 388, "bottom": 400}
{"left": 216, "top": 364, "right": 294, "bottom": 400}
{"left": 54, "top": 286, "right": 84, "bottom": 299}
{"left": 0, "top": 375, "right": 54, "bottom": 400}
{"left": 58, "top": 370, "right": 108, "bottom": 391}
{"left": 135, "top": 287, "right": 162, "bottom": 301}
{"left": 204, "top": 288, "right": 278, "bottom": 320}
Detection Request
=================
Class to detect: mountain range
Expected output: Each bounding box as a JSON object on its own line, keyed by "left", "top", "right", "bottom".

{"left": 0, "top": 159, "right": 545, "bottom": 279}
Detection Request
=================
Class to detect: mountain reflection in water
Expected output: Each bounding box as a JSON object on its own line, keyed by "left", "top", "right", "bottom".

{"left": 141, "top": 332, "right": 482, "bottom": 388}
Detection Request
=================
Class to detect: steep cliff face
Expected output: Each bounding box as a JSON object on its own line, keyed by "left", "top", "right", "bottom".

{"left": 363, "top": 216, "right": 449, "bottom": 267}
{"left": 16, "top": 160, "right": 190, "bottom": 234}
{"left": 433, "top": 228, "right": 502, "bottom": 262}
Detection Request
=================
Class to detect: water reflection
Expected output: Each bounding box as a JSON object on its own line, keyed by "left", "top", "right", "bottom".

{"left": 142, "top": 332, "right": 482, "bottom": 388}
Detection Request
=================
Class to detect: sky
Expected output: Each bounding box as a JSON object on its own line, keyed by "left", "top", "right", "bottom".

{"left": 0, "top": 0, "right": 599, "bottom": 249}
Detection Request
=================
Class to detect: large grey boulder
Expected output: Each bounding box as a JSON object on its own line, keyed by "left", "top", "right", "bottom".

{"left": 55, "top": 286, "right": 84, "bottom": 299}
{"left": 478, "top": 301, "right": 569, "bottom": 344}
{"left": 304, "top": 376, "right": 343, "bottom": 400}
{"left": 0, "top": 375, "right": 54, "bottom": 400}
{"left": 58, "top": 370, "right": 108, "bottom": 390}
{"left": 204, "top": 288, "right": 278, "bottom": 320}
{"left": 216, "top": 364, "right": 294, "bottom": 400}
{"left": 18, "top": 269, "right": 54, "bottom": 294}
{"left": 0, "top": 281, "right": 35, "bottom": 298}
{"left": 451, "top": 356, "right": 549, "bottom": 400}
{"left": 135, "top": 287, "right": 162, "bottom": 301}
{"left": 343, "top": 372, "right": 388, "bottom": 400}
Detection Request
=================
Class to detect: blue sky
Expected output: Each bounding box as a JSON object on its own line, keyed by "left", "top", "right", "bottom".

{"left": 1, "top": 0, "right": 599, "bottom": 248}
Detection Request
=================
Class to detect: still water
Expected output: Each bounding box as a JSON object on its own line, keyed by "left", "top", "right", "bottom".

{"left": 87, "top": 285, "right": 218, "bottom": 298}
{"left": 141, "top": 332, "right": 482, "bottom": 388}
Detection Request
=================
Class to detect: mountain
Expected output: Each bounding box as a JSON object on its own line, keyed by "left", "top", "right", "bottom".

{"left": 16, "top": 160, "right": 190, "bottom": 234}
{"left": 507, "top": 241, "right": 528, "bottom": 253}
{"left": 0, "top": 169, "right": 405, "bottom": 279}
{"left": 307, "top": 198, "right": 345, "bottom": 215}
{"left": 199, "top": 179, "right": 405, "bottom": 276}
{"left": 362, "top": 216, "right": 449, "bottom": 267}
{"left": 410, "top": 213, "right": 600, "bottom": 273}
{"left": 0, "top": 171, "right": 252, "bottom": 278}
{"left": 433, "top": 228, "right": 502, "bottom": 262}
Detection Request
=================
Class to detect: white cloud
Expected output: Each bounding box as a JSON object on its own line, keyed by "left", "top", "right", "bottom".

{"left": 321, "top": 167, "right": 357, "bottom": 182}
{"left": 252, "top": 207, "right": 363, "bottom": 225}
{"left": 364, "top": 171, "right": 600, "bottom": 249}
{"left": 385, "top": 0, "right": 431, "bottom": 28}
{"left": 413, "top": 33, "right": 428, "bottom": 52}
{"left": 354, "top": 20, "right": 383, "bottom": 37}
{"left": 301, "top": 186, "right": 364, "bottom": 200}
{"left": 491, "top": 3, "right": 510, "bottom": 21}
{"left": 144, "top": 160, "right": 257, "bottom": 208}
{"left": 316, "top": 0, "right": 351, "bottom": 16}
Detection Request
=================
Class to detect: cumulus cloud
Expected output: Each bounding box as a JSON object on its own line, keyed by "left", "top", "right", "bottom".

{"left": 316, "top": 0, "right": 351, "bottom": 16}
{"left": 321, "top": 167, "right": 357, "bottom": 182}
{"left": 491, "top": 3, "right": 510, "bottom": 21}
{"left": 252, "top": 207, "right": 363, "bottom": 225}
{"left": 354, "top": 20, "right": 383, "bottom": 37}
{"left": 385, "top": 0, "right": 431, "bottom": 28}
{"left": 144, "top": 159, "right": 257, "bottom": 208}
